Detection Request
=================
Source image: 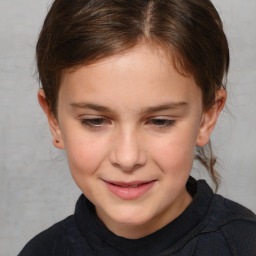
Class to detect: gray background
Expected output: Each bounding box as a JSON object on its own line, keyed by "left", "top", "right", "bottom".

{"left": 0, "top": 0, "right": 255, "bottom": 255}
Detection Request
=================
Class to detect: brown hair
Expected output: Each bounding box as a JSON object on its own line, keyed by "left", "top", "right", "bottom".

{"left": 36, "top": 0, "right": 229, "bottom": 190}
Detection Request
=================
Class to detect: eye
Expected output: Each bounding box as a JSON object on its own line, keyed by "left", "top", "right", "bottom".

{"left": 147, "top": 118, "right": 175, "bottom": 129}
{"left": 81, "top": 118, "right": 110, "bottom": 129}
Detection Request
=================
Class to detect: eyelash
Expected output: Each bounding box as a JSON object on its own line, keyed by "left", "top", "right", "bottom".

{"left": 147, "top": 118, "right": 175, "bottom": 129}
{"left": 80, "top": 117, "right": 175, "bottom": 130}
{"left": 81, "top": 118, "right": 109, "bottom": 129}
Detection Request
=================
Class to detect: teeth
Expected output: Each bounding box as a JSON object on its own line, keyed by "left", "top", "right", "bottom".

{"left": 130, "top": 185, "right": 139, "bottom": 188}
{"left": 116, "top": 184, "right": 140, "bottom": 188}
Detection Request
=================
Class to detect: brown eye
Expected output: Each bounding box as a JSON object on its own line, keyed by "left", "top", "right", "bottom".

{"left": 150, "top": 119, "right": 175, "bottom": 127}
{"left": 81, "top": 118, "right": 108, "bottom": 128}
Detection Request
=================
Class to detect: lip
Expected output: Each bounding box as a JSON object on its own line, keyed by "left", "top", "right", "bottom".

{"left": 102, "top": 179, "right": 156, "bottom": 200}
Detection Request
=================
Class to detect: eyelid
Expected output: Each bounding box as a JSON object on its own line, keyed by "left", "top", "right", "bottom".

{"left": 80, "top": 116, "right": 112, "bottom": 129}
{"left": 145, "top": 116, "right": 176, "bottom": 128}
{"left": 145, "top": 116, "right": 176, "bottom": 121}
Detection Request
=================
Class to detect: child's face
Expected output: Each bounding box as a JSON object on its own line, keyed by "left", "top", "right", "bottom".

{"left": 41, "top": 44, "right": 221, "bottom": 238}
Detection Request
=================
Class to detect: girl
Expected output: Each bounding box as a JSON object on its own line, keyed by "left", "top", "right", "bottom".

{"left": 19, "top": 0, "right": 256, "bottom": 255}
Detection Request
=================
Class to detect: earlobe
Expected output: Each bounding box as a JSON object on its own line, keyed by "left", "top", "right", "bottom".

{"left": 196, "top": 89, "right": 226, "bottom": 146}
{"left": 38, "top": 89, "right": 65, "bottom": 149}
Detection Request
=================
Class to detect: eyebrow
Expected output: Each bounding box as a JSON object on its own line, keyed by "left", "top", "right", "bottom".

{"left": 141, "top": 102, "right": 188, "bottom": 114}
{"left": 70, "top": 103, "right": 111, "bottom": 112}
{"left": 70, "top": 102, "right": 188, "bottom": 113}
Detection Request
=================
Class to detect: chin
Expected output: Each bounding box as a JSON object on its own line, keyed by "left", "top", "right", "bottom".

{"left": 107, "top": 205, "right": 156, "bottom": 226}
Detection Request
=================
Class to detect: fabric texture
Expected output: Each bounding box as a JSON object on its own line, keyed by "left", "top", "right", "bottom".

{"left": 18, "top": 178, "right": 256, "bottom": 256}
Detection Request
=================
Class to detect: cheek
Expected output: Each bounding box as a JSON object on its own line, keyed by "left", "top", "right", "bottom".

{"left": 154, "top": 143, "right": 194, "bottom": 172}
{"left": 149, "top": 129, "right": 197, "bottom": 173}
{"left": 63, "top": 132, "right": 108, "bottom": 176}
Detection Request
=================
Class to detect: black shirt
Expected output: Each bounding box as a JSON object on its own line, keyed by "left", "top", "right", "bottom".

{"left": 18, "top": 178, "right": 256, "bottom": 256}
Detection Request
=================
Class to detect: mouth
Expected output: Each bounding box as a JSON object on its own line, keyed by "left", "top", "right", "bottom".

{"left": 102, "top": 180, "right": 156, "bottom": 200}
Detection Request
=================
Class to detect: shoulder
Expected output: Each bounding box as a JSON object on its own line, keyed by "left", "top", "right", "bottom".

{"left": 208, "top": 194, "right": 256, "bottom": 230}
{"left": 18, "top": 215, "right": 78, "bottom": 256}
{"left": 173, "top": 180, "right": 256, "bottom": 255}
{"left": 201, "top": 194, "right": 256, "bottom": 255}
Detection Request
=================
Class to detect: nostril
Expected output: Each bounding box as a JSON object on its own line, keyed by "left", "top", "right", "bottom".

{"left": 112, "top": 162, "right": 144, "bottom": 172}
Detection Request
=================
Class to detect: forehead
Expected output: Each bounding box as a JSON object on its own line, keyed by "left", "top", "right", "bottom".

{"left": 59, "top": 44, "right": 201, "bottom": 112}
{"left": 64, "top": 43, "right": 192, "bottom": 82}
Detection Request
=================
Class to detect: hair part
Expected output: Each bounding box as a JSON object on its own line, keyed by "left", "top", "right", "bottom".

{"left": 36, "top": 0, "right": 229, "bottom": 190}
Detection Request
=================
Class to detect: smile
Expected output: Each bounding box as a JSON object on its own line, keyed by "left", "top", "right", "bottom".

{"left": 102, "top": 180, "right": 156, "bottom": 200}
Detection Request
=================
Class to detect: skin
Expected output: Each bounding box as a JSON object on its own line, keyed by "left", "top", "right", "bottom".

{"left": 39, "top": 44, "right": 226, "bottom": 239}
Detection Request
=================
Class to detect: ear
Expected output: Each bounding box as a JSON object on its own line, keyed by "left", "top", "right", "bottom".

{"left": 196, "top": 89, "right": 226, "bottom": 146}
{"left": 38, "top": 89, "right": 65, "bottom": 149}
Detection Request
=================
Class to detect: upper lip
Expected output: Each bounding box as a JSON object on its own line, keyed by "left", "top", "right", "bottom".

{"left": 102, "top": 179, "right": 156, "bottom": 187}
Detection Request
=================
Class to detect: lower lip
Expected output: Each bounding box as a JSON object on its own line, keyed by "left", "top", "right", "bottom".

{"left": 104, "top": 181, "right": 156, "bottom": 200}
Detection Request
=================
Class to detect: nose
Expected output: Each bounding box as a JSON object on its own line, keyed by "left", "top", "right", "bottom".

{"left": 110, "top": 127, "right": 147, "bottom": 171}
